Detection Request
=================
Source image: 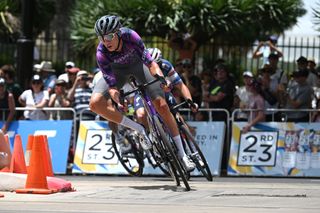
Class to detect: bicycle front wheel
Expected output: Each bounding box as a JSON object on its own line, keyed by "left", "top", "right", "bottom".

{"left": 153, "top": 116, "right": 191, "bottom": 191}
{"left": 181, "top": 125, "right": 213, "bottom": 181}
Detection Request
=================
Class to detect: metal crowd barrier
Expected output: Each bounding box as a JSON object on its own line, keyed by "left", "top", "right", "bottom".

{"left": 14, "top": 107, "right": 77, "bottom": 149}
{"left": 231, "top": 108, "right": 320, "bottom": 123}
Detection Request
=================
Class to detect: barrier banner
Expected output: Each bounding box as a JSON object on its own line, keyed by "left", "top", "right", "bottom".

{"left": 228, "top": 122, "right": 320, "bottom": 177}
{"left": 6, "top": 120, "right": 73, "bottom": 174}
{"left": 73, "top": 121, "right": 225, "bottom": 176}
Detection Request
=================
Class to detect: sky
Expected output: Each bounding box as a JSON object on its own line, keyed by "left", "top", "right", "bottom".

{"left": 284, "top": 0, "right": 319, "bottom": 37}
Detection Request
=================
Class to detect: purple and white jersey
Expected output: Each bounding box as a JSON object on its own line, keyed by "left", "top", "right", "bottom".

{"left": 96, "top": 27, "right": 153, "bottom": 87}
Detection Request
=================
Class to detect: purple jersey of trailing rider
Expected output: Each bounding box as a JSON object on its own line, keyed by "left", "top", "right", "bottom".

{"left": 96, "top": 27, "right": 153, "bottom": 87}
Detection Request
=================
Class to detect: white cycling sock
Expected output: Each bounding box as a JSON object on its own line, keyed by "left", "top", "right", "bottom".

{"left": 173, "top": 135, "right": 186, "bottom": 158}
{"left": 113, "top": 131, "right": 121, "bottom": 140}
{"left": 120, "top": 116, "right": 144, "bottom": 134}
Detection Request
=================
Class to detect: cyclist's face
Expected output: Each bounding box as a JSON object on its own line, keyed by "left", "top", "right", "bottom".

{"left": 100, "top": 32, "right": 119, "bottom": 51}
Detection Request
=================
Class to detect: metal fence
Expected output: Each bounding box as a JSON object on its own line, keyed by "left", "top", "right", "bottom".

{"left": 1, "top": 35, "right": 320, "bottom": 77}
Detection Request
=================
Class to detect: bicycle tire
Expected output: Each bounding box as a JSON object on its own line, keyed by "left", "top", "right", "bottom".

{"left": 180, "top": 125, "right": 213, "bottom": 181}
{"left": 153, "top": 116, "right": 191, "bottom": 191}
{"left": 148, "top": 147, "right": 171, "bottom": 176}
{"left": 112, "top": 134, "right": 144, "bottom": 177}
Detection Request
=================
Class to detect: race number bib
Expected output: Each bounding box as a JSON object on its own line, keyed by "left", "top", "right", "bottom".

{"left": 82, "top": 129, "right": 118, "bottom": 165}
{"left": 237, "top": 131, "right": 278, "bottom": 166}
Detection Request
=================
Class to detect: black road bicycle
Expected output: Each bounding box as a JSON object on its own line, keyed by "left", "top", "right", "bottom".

{"left": 117, "top": 75, "right": 191, "bottom": 191}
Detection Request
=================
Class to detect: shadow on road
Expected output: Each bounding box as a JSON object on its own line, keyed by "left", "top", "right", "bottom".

{"left": 130, "top": 184, "right": 190, "bottom": 192}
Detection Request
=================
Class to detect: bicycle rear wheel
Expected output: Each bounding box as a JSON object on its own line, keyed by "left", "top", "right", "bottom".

{"left": 153, "top": 116, "right": 191, "bottom": 191}
{"left": 180, "top": 125, "right": 213, "bottom": 181}
{"left": 112, "top": 134, "right": 144, "bottom": 176}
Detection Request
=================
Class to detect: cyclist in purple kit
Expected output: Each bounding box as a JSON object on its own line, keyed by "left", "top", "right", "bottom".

{"left": 89, "top": 15, "right": 195, "bottom": 171}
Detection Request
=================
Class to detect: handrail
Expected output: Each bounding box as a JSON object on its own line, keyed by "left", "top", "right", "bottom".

{"left": 14, "top": 107, "right": 77, "bottom": 150}
{"left": 231, "top": 108, "right": 320, "bottom": 123}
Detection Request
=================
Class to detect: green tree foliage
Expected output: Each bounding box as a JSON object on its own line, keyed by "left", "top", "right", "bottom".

{"left": 71, "top": 0, "right": 305, "bottom": 56}
{"left": 0, "top": 0, "right": 20, "bottom": 41}
{"left": 0, "top": 0, "right": 56, "bottom": 41}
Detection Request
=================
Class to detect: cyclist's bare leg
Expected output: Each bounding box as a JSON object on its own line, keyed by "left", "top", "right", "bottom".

{"left": 135, "top": 107, "right": 148, "bottom": 130}
{"left": 90, "top": 93, "right": 145, "bottom": 133}
{"left": 151, "top": 96, "right": 191, "bottom": 161}
{"left": 152, "top": 97, "right": 179, "bottom": 136}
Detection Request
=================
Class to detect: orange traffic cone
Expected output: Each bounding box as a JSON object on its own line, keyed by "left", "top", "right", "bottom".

{"left": 42, "top": 135, "right": 54, "bottom": 177}
{"left": 9, "top": 134, "right": 27, "bottom": 174}
{"left": 0, "top": 132, "right": 11, "bottom": 171}
{"left": 15, "top": 135, "right": 58, "bottom": 194}
{"left": 25, "top": 135, "right": 34, "bottom": 173}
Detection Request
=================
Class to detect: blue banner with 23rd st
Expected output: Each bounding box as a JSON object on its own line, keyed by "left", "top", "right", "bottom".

{"left": 5, "top": 120, "right": 73, "bottom": 174}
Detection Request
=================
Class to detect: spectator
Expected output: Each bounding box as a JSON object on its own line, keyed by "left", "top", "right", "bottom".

{"left": 242, "top": 79, "right": 266, "bottom": 133}
{"left": 258, "top": 68, "right": 280, "bottom": 121}
{"left": 296, "top": 56, "right": 318, "bottom": 88}
{"left": 253, "top": 35, "right": 283, "bottom": 67}
{"left": 60, "top": 67, "right": 80, "bottom": 91}
{"left": 268, "top": 53, "right": 288, "bottom": 86}
{"left": 200, "top": 70, "right": 212, "bottom": 108}
{"left": 58, "top": 61, "right": 76, "bottom": 84}
{"left": 203, "top": 63, "right": 235, "bottom": 121}
{"left": 308, "top": 57, "right": 317, "bottom": 75}
{"left": 234, "top": 71, "right": 254, "bottom": 121}
{"left": 48, "top": 79, "right": 72, "bottom": 120}
{"left": 168, "top": 31, "right": 197, "bottom": 63}
{"left": 177, "top": 59, "right": 202, "bottom": 107}
{"left": 0, "top": 78, "right": 15, "bottom": 133}
{"left": 284, "top": 69, "right": 313, "bottom": 122}
{"left": 33, "top": 61, "right": 57, "bottom": 94}
{"left": 312, "top": 72, "right": 320, "bottom": 120}
{"left": 0, "top": 64, "right": 23, "bottom": 105}
{"left": 67, "top": 70, "right": 94, "bottom": 120}
{"left": 18, "top": 74, "right": 49, "bottom": 120}
{"left": 307, "top": 57, "right": 320, "bottom": 88}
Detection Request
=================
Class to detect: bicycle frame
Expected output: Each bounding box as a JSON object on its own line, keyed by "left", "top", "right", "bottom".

{"left": 120, "top": 76, "right": 191, "bottom": 191}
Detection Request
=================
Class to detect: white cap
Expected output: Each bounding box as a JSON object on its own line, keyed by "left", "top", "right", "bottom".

{"left": 77, "top": 70, "right": 88, "bottom": 77}
{"left": 243, "top": 71, "right": 253, "bottom": 78}
{"left": 58, "top": 73, "right": 69, "bottom": 83}
{"left": 65, "top": 61, "right": 75, "bottom": 68}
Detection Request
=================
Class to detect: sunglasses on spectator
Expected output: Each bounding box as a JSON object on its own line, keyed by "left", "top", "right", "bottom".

{"left": 65, "top": 65, "right": 73, "bottom": 69}
{"left": 98, "top": 32, "right": 117, "bottom": 42}
{"left": 32, "top": 81, "right": 42, "bottom": 85}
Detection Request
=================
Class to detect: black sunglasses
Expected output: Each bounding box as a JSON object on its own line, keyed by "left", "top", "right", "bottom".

{"left": 32, "top": 81, "right": 42, "bottom": 85}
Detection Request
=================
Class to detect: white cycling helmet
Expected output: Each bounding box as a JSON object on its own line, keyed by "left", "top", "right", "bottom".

{"left": 148, "top": 48, "right": 162, "bottom": 63}
{"left": 94, "top": 15, "right": 121, "bottom": 37}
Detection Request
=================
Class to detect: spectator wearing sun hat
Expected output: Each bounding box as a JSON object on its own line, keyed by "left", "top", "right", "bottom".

{"left": 33, "top": 61, "right": 57, "bottom": 94}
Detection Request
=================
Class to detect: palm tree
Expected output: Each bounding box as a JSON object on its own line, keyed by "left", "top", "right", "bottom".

{"left": 70, "top": 0, "right": 305, "bottom": 56}
{"left": 312, "top": 1, "right": 320, "bottom": 32}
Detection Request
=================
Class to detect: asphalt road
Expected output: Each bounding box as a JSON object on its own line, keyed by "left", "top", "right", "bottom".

{"left": 1, "top": 175, "right": 320, "bottom": 213}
